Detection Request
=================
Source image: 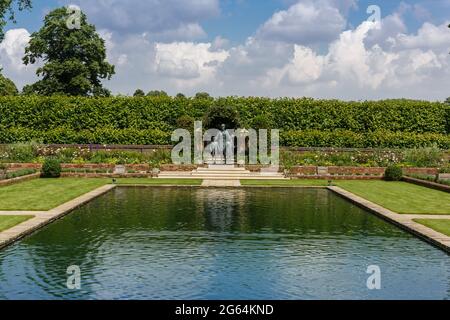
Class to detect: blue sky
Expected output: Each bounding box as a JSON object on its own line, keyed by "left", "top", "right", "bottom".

{"left": 1, "top": 0, "right": 450, "bottom": 100}
{"left": 8, "top": 0, "right": 449, "bottom": 42}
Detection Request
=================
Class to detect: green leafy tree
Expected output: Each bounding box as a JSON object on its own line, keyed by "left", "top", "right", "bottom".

{"left": 195, "top": 92, "right": 211, "bottom": 99}
{"left": 0, "top": 0, "right": 32, "bottom": 41}
{"left": 147, "top": 90, "right": 168, "bottom": 97}
{"left": 445, "top": 97, "right": 450, "bottom": 105}
{"left": 0, "top": 70, "right": 18, "bottom": 95}
{"left": 133, "top": 89, "right": 145, "bottom": 97}
{"left": 176, "top": 93, "right": 186, "bottom": 99}
{"left": 22, "top": 7, "right": 115, "bottom": 96}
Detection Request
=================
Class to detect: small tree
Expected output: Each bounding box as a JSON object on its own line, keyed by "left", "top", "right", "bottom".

{"left": 195, "top": 92, "right": 211, "bottom": 99}
{"left": 445, "top": 97, "right": 450, "bottom": 105}
{"left": 147, "top": 90, "right": 168, "bottom": 97}
{"left": 176, "top": 93, "right": 186, "bottom": 99}
{"left": 0, "top": 71, "right": 18, "bottom": 95}
{"left": 133, "top": 89, "right": 145, "bottom": 97}
{"left": 23, "top": 7, "right": 115, "bottom": 96}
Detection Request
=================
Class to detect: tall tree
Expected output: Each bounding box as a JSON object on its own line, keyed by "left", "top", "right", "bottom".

{"left": 133, "top": 89, "right": 145, "bottom": 97}
{"left": 0, "top": 0, "right": 31, "bottom": 41}
{"left": 0, "top": 70, "right": 18, "bottom": 95}
{"left": 23, "top": 7, "right": 115, "bottom": 96}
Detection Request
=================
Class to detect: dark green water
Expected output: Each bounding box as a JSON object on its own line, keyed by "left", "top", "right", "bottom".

{"left": 0, "top": 187, "right": 448, "bottom": 300}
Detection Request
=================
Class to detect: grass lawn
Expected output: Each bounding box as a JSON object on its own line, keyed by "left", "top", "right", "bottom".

{"left": 0, "top": 215, "right": 34, "bottom": 232}
{"left": 335, "top": 180, "right": 450, "bottom": 215}
{"left": 116, "top": 178, "right": 202, "bottom": 185}
{"left": 0, "top": 178, "right": 108, "bottom": 211}
{"left": 414, "top": 219, "right": 450, "bottom": 236}
{"left": 241, "top": 179, "right": 329, "bottom": 186}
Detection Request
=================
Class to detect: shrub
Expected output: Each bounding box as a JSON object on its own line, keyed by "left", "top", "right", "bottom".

{"left": 0, "top": 96, "right": 448, "bottom": 147}
{"left": 41, "top": 158, "right": 61, "bottom": 178}
{"left": 384, "top": 165, "right": 403, "bottom": 181}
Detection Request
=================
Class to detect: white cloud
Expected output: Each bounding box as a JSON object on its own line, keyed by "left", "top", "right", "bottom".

{"left": 64, "top": 0, "right": 219, "bottom": 41}
{"left": 155, "top": 42, "right": 229, "bottom": 86}
{"left": 395, "top": 22, "right": 450, "bottom": 51}
{"left": 258, "top": 19, "right": 449, "bottom": 99}
{"left": 256, "top": 0, "right": 346, "bottom": 44}
{"left": 0, "top": 28, "right": 30, "bottom": 71}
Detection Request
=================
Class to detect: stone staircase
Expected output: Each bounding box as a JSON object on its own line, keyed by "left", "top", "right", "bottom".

{"left": 157, "top": 165, "right": 287, "bottom": 180}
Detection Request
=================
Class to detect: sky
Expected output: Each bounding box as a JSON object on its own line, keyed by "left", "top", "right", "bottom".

{"left": 0, "top": 0, "right": 449, "bottom": 100}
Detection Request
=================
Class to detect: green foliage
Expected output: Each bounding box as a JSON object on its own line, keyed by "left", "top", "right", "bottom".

{"left": 147, "top": 90, "right": 168, "bottom": 97}
{"left": 3, "top": 168, "right": 36, "bottom": 179}
{"left": 0, "top": 142, "right": 37, "bottom": 162}
{"left": 41, "top": 158, "right": 61, "bottom": 178}
{"left": 0, "top": 72, "right": 18, "bottom": 96}
{"left": 404, "top": 144, "right": 444, "bottom": 167}
{"left": 22, "top": 7, "right": 114, "bottom": 96}
{"left": 0, "top": 0, "right": 32, "bottom": 41}
{"left": 176, "top": 115, "right": 195, "bottom": 132}
{"left": 203, "top": 105, "right": 241, "bottom": 129}
{"left": 133, "top": 89, "right": 145, "bottom": 97}
{"left": 0, "top": 96, "right": 448, "bottom": 147}
{"left": 384, "top": 165, "right": 403, "bottom": 181}
{"left": 195, "top": 92, "right": 212, "bottom": 99}
{"left": 176, "top": 93, "right": 186, "bottom": 99}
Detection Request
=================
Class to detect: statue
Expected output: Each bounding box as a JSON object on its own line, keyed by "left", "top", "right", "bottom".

{"left": 218, "top": 123, "right": 234, "bottom": 164}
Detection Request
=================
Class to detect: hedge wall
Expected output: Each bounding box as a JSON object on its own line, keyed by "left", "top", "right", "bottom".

{"left": 0, "top": 96, "right": 448, "bottom": 148}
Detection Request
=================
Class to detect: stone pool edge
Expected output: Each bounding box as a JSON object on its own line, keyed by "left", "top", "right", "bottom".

{"left": 0, "top": 184, "right": 116, "bottom": 250}
{"left": 327, "top": 186, "right": 450, "bottom": 254}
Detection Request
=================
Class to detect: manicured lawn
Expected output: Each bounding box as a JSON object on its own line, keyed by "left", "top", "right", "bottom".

{"left": 0, "top": 215, "right": 34, "bottom": 232}
{"left": 335, "top": 181, "right": 450, "bottom": 215}
{"left": 414, "top": 219, "right": 450, "bottom": 236}
{"left": 0, "top": 178, "right": 108, "bottom": 211}
{"left": 116, "top": 178, "right": 203, "bottom": 185}
{"left": 241, "top": 179, "right": 329, "bottom": 186}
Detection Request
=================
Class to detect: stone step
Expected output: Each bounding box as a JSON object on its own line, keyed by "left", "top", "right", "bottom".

{"left": 198, "top": 165, "right": 247, "bottom": 171}
{"left": 193, "top": 171, "right": 252, "bottom": 175}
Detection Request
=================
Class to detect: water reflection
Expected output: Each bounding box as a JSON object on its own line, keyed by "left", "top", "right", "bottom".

{"left": 0, "top": 187, "right": 448, "bottom": 300}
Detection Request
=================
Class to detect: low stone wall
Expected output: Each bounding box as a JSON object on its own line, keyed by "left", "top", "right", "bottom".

{"left": 327, "top": 166, "right": 385, "bottom": 176}
{"left": 159, "top": 164, "right": 202, "bottom": 171}
{"left": 288, "top": 166, "right": 439, "bottom": 177}
{"left": 2, "top": 163, "right": 442, "bottom": 177}
{"left": 61, "top": 173, "right": 153, "bottom": 178}
{"left": 403, "top": 167, "right": 439, "bottom": 175}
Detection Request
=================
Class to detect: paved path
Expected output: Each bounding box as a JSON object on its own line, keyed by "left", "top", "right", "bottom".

{"left": 328, "top": 186, "right": 450, "bottom": 253}
{"left": 0, "top": 184, "right": 116, "bottom": 250}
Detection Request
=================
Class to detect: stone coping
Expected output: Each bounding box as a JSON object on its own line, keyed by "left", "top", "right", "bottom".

{"left": 0, "top": 183, "right": 449, "bottom": 254}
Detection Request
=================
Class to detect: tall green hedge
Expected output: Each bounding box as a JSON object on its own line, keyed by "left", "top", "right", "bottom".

{"left": 0, "top": 96, "right": 448, "bottom": 148}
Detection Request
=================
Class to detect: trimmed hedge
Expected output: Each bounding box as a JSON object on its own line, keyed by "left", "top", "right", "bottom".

{"left": 0, "top": 96, "right": 448, "bottom": 147}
